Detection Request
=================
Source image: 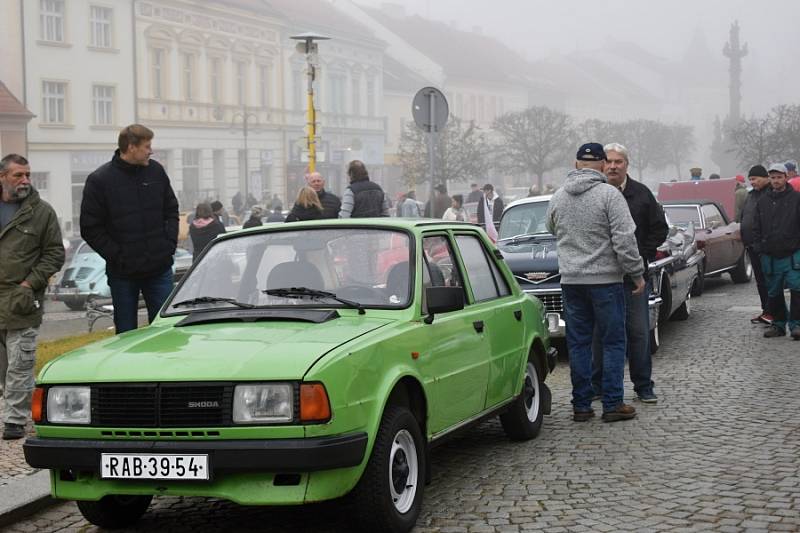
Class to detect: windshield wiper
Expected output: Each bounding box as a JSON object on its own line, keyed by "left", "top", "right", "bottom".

{"left": 498, "top": 231, "right": 551, "bottom": 244}
{"left": 172, "top": 296, "right": 255, "bottom": 309}
{"left": 263, "top": 287, "right": 365, "bottom": 315}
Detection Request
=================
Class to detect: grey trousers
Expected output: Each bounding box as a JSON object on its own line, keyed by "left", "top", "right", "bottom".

{"left": 0, "top": 327, "right": 38, "bottom": 426}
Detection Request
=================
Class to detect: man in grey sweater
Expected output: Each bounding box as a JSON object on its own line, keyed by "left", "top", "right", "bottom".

{"left": 546, "top": 143, "right": 645, "bottom": 422}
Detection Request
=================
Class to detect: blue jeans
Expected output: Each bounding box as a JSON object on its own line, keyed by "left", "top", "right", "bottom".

{"left": 591, "top": 280, "right": 653, "bottom": 397}
{"left": 761, "top": 253, "right": 800, "bottom": 331}
{"left": 562, "top": 283, "right": 627, "bottom": 413}
{"left": 107, "top": 267, "right": 174, "bottom": 334}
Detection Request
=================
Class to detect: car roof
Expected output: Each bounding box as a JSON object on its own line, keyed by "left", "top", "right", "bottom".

{"left": 225, "top": 217, "right": 481, "bottom": 236}
{"left": 504, "top": 194, "right": 553, "bottom": 212}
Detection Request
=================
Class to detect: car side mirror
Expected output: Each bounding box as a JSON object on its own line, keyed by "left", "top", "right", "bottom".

{"left": 424, "top": 286, "right": 465, "bottom": 324}
{"left": 709, "top": 220, "right": 720, "bottom": 230}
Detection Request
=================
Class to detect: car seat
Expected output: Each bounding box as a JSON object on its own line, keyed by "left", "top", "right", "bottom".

{"left": 385, "top": 261, "right": 410, "bottom": 301}
{"left": 266, "top": 260, "right": 324, "bottom": 290}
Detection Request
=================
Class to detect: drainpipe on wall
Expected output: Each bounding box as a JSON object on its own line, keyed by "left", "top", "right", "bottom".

{"left": 131, "top": 0, "right": 139, "bottom": 123}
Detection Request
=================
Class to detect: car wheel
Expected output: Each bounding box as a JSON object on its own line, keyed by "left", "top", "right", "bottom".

{"left": 649, "top": 320, "right": 660, "bottom": 354}
{"left": 351, "top": 405, "right": 424, "bottom": 533}
{"left": 500, "top": 359, "right": 544, "bottom": 441}
{"left": 64, "top": 298, "right": 87, "bottom": 311}
{"left": 76, "top": 495, "right": 153, "bottom": 529}
{"left": 730, "top": 251, "right": 752, "bottom": 283}
{"left": 690, "top": 262, "right": 705, "bottom": 296}
{"left": 658, "top": 275, "right": 672, "bottom": 326}
{"left": 671, "top": 293, "right": 691, "bottom": 321}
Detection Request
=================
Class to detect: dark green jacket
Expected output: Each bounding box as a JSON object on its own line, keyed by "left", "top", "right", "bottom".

{"left": 0, "top": 188, "right": 65, "bottom": 329}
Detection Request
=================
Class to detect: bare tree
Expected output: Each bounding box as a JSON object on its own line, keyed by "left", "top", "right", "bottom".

{"left": 727, "top": 104, "right": 800, "bottom": 167}
{"left": 492, "top": 106, "right": 575, "bottom": 191}
{"left": 664, "top": 123, "right": 696, "bottom": 179}
{"left": 397, "top": 115, "right": 491, "bottom": 190}
{"left": 614, "top": 119, "right": 672, "bottom": 180}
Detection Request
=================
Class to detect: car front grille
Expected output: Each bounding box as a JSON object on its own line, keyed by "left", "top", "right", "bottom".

{"left": 534, "top": 293, "right": 563, "bottom": 314}
{"left": 91, "top": 384, "right": 233, "bottom": 427}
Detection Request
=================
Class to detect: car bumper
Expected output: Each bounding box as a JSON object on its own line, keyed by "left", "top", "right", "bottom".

{"left": 530, "top": 292, "right": 663, "bottom": 339}
{"left": 24, "top": 432, "right": 368, "bottom": 474}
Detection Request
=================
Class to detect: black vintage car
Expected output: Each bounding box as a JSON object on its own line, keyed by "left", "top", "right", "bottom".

{"left": 497, "top": 195, "right": 704, "bottom": 354}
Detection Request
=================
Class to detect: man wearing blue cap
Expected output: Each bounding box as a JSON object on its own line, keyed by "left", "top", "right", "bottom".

{"left": 752, "top": 163, "right": 800, "bottom": 340}
{"left": 547, "top": 143, "right": 645, "bottom": 422}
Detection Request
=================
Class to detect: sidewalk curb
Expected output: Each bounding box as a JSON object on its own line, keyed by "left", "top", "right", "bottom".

{"left": 0, "top": 470, "right": 56, "bottom": 528}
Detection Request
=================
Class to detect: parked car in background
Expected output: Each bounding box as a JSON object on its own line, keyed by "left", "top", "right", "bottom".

{"left": 498, "top": 195, "right": 702, "bottom": 354}
{"left": 661, "top": 200, "right": 750, "bottom": 294}
{"left": 26, "top": 219, "right": 555, "bottom": 532}
{"left": 51, "top": 242, "right": 193, "bottom": 310}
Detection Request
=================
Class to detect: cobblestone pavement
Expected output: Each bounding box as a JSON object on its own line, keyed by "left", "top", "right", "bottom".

{"left": 7, "top": 278, "right": 800, "bottom": 532}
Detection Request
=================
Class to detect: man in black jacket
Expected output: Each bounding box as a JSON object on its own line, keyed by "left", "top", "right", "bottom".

{"left": 80, "top": 124, "right": 179, "bottom": 333}
{"left": 752, "top": 163, "right": 800, "bottom": 340}
{"left": 592, "top": 143, "right": 668, "bottom": 403}
{"left": 738, "top": 165, "right": 772, "bottom": 324}
{"left": 339, "top": 160, "right": 389, "bottom": 218}
{"left": 307, "top": 171, "right": 340, "bottom": 219}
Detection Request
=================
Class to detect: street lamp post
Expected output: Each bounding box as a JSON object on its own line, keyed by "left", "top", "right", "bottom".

{"left": 231, "top": 106, "right": 260, "bottom": 202}
{"left": 291, "top": 33, "right": 330, "bottom": 174}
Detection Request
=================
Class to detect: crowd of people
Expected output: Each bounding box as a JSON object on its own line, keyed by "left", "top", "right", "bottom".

{"left": 2, "top": 122, "right": 798, "bottom": 441}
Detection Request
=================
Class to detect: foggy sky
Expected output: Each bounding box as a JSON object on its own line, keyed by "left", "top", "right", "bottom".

{"left": 357, "top": 0, "right": 800, "bottom": 115}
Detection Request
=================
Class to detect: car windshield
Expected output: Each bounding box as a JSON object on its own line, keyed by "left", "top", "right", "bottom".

{"left": 663, "top": 206, "right": 701, "bottom": 229}
{"left": 499, "top": 201, "right": 551, "bottom": 240}
{"left": 164, "top": 227, "right": 412, "bottom": 314}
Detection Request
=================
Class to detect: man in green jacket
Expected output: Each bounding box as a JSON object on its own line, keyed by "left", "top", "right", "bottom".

{"left": 0, "top": 154, "right": 64, "bottom": 440}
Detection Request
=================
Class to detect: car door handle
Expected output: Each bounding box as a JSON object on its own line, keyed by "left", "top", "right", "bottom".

{"left": 473, "top": 321, "right": 484, "bottom": 333}
{"left": 514, "top": 310, "right": 522, "bottom": 321}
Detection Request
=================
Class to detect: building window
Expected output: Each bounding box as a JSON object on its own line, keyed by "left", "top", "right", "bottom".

{"left": 40, "top": 0, "right": 65, "bottom": 43}
{"left": 351, "top": 75, "right": 361, "bottom": 115}
{"left": 258, "top": 65, "right": 270, "bottom": 108}
{"left": 89, "top": 5, "right": 112, "bottom": 48}
{"left": 209, "top": 57, "right": 222, "bottom": 104}
{"left": 41, "top": 81, "right": 67, "bottom": 124}
{"left": 31, "top": 172, "right": 49, "bottom": 192}
{"left": 236, "top": 61, "right": 247, "bottom": 106}
{"left": 92, "top": 85, "right": 114, "bottom": 125}
{"left": 478, "top": 95, "right": 485, "bottom": 123}
{"left": 151, "top": 48, "right": 165, "bottom": 99}
{"left": 182, "top": 53, "right": 194, "bottom": 101}
{"left": 328, "top": 73, "right": 345, "bottom": 115}
{"left": 366, "top": 79, "right": 375, "bottom": 117}
{"left": 182, "top": 149, "right": 201, "bottom": 206}
{"left": 292, "top": 70, "right": 304, "bottom": 111}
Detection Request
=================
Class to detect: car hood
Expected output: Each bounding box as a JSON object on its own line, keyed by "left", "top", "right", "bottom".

{"left": 497, "top": 235, "right": 560, "bottom": 288}
{"left": 40, "top": 316, "right": 393, "bottom": 383}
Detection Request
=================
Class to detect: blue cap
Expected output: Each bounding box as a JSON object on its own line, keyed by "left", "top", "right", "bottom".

{"left": 785, "top": 160, "right": 797, "bottom": 172}
{"left": 576, "top": 143, "right": 606, "bottom": 161}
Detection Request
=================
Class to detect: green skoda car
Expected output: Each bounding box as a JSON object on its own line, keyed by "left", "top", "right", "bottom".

{"left": 24, "top": 219, "right": 555, "bottom": 532}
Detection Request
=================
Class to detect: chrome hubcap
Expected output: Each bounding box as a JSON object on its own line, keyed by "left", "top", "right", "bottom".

{"left": 523, "top": 362, "right": 541, "bottom": 422}
{"left": 389, "top": 429, "right": 418, "bottom": 513}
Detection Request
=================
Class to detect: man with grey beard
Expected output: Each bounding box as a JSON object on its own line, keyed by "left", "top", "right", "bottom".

{"left": 0, "top": 154, "right": 64, "bottom": 440}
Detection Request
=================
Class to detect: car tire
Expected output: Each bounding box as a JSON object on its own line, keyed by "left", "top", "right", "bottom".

{"left": 730, "top": 251, "right": 752, "bottom": 283}
{"left": 351, "top": 405, "right": 425, "bottom": 533}
{"left": 691, "top": 262, "right": 705, "bottom": 296}
{"left": 500, "top": 359, "right": 544, "bottom": 441}
{"left": 671, "top": 293, "right": 691, "bottom": 321}
{"left": 64, "top": 298, "right": 87, "bottom": 311}
{"left": 658, "top": 275, "right": 672, "bottom": 326}
{"left": 649, "top": 321, "right": 660, "bottom": 354}
{"left": 76, "top": 495, "right": 152, "bottom": 529}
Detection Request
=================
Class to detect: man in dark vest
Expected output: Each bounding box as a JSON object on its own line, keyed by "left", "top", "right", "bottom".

{"left": 339, "top": 160, "right": 389, "bottom": 218}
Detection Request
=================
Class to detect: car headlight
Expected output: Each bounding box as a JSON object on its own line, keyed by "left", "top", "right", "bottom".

{"left": 47, "top": 386, "right": 91, "bottom": 424}
{"left": 233, "top": 383, "right": 293, "bottom": 423}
